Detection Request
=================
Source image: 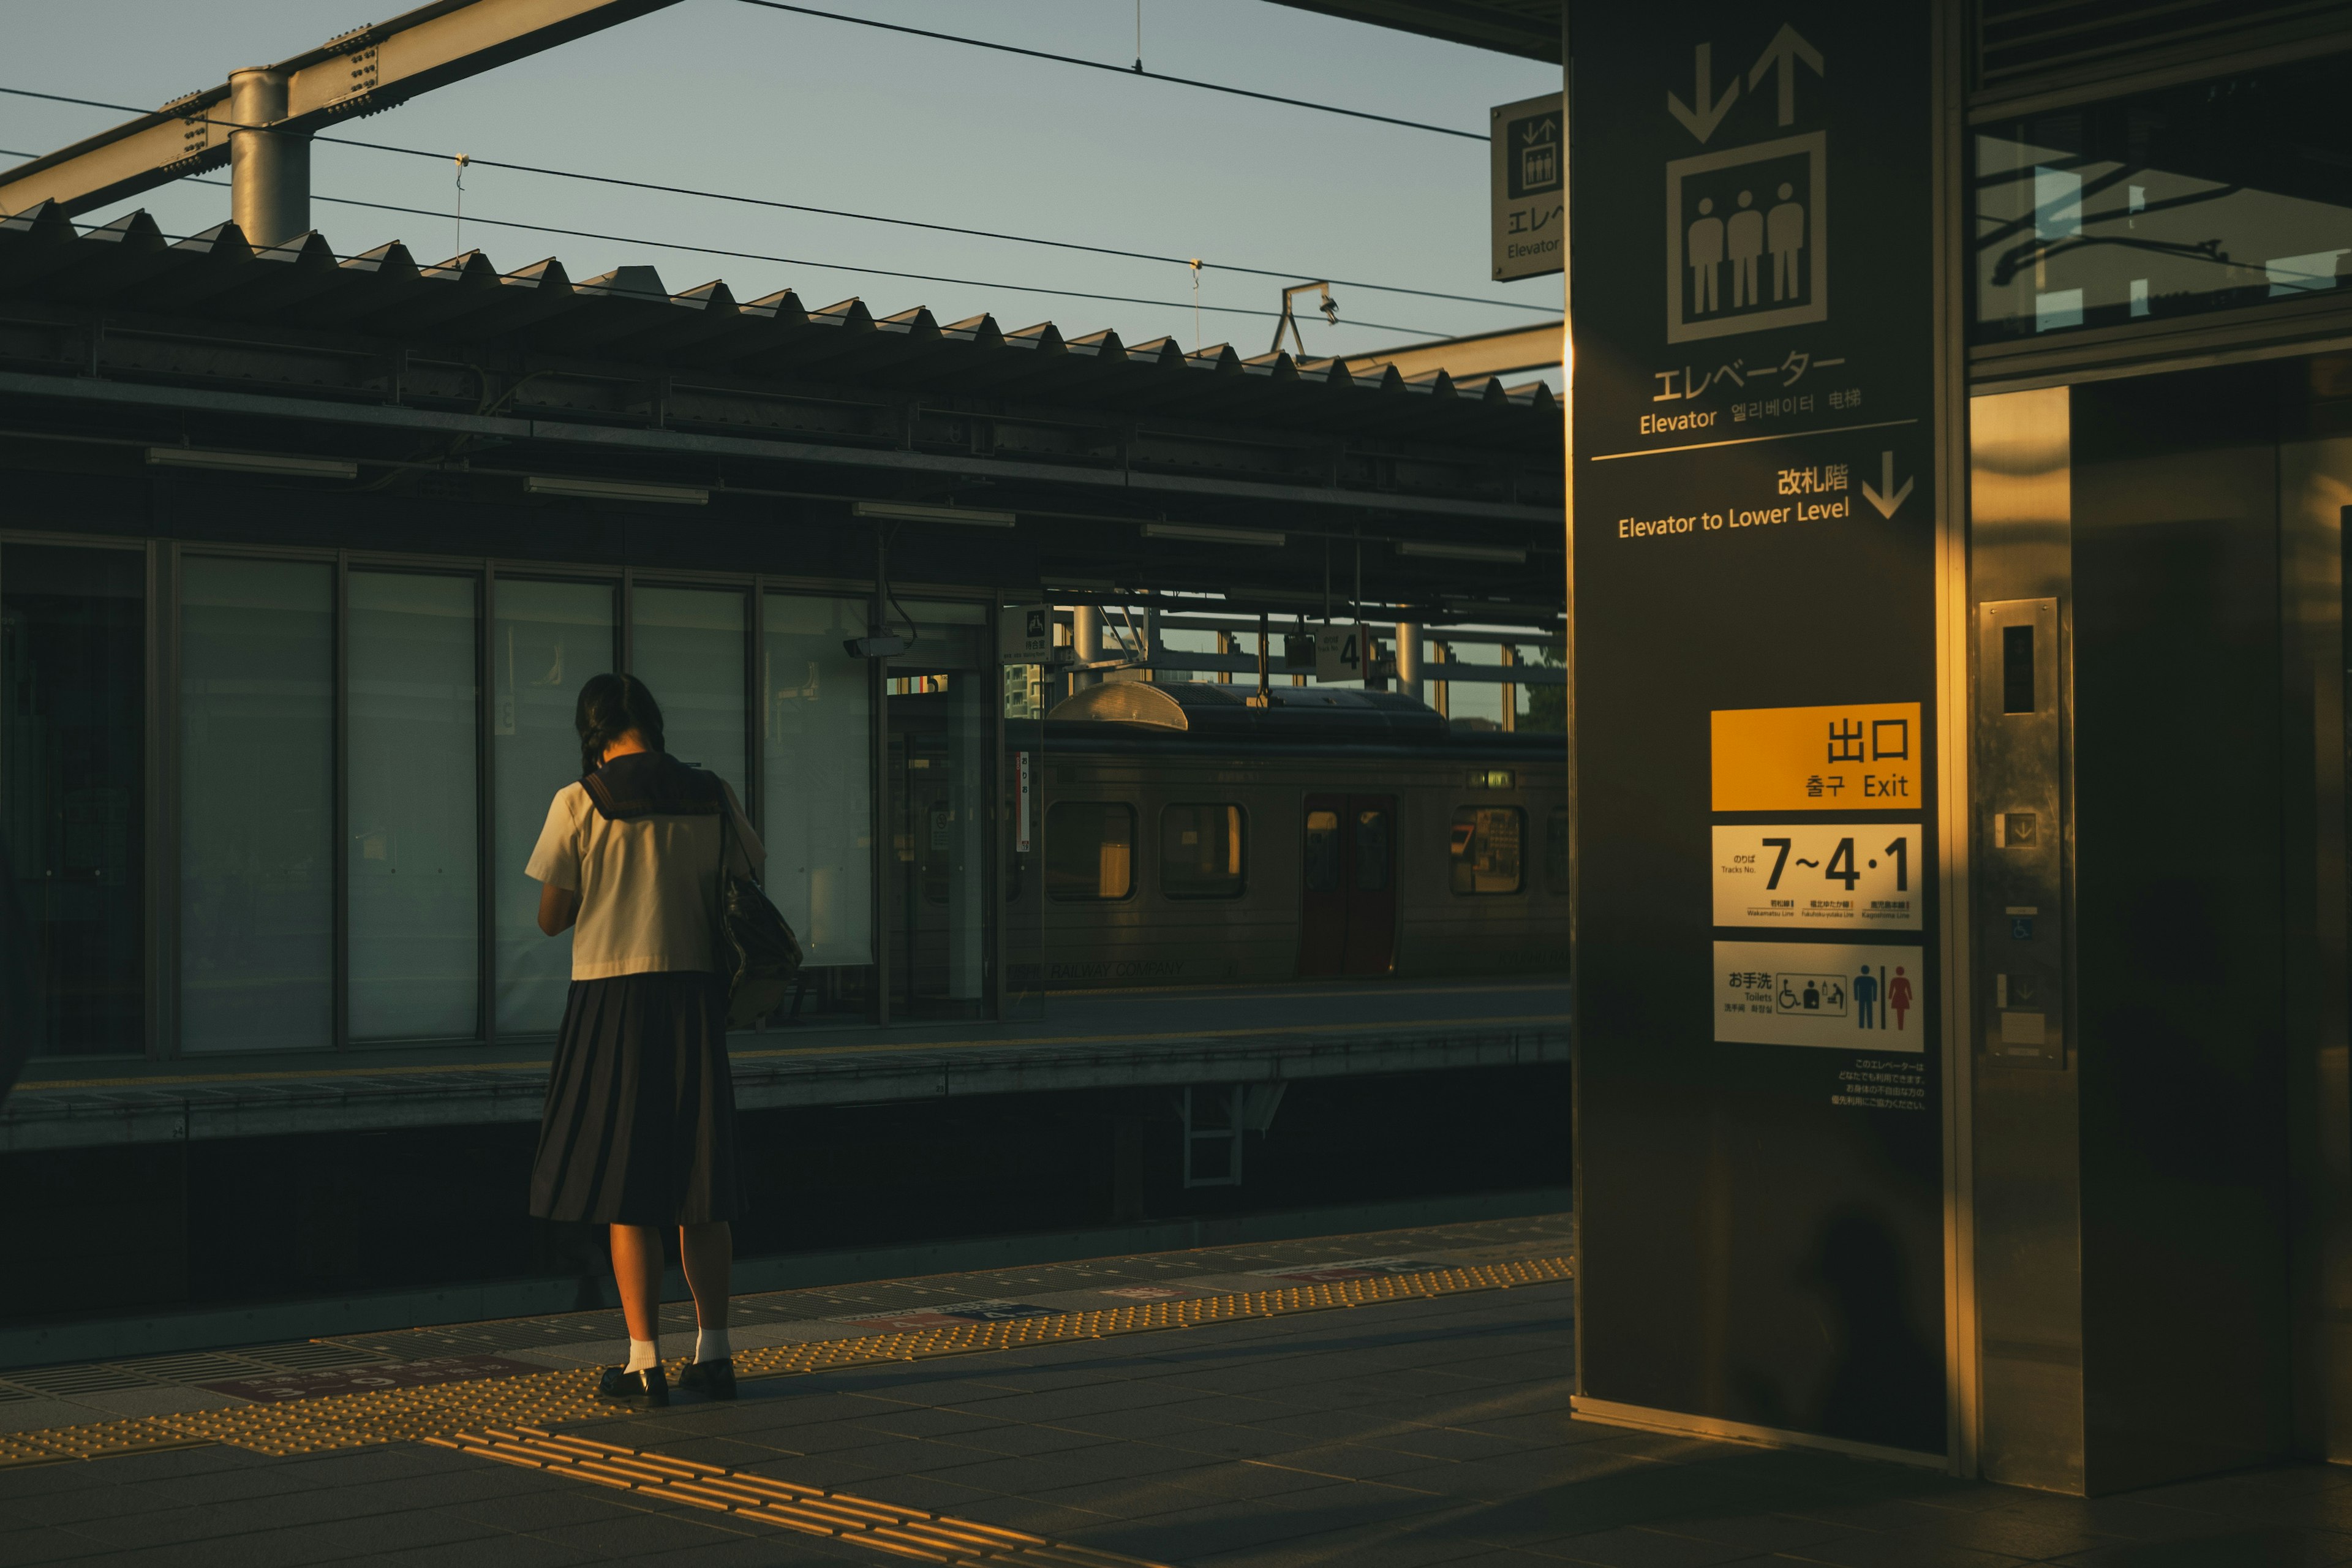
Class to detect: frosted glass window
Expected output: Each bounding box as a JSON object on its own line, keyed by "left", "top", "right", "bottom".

{"left": 494, "top": 579, "right": 614, "bottom": 1035}
{"left": 762, "top": 594, "right": 872, "bottom": 967}
{"left": 347, "top": 572, "right": 478, "bottom": 1040}
{"left": 180, "top": 558, "right": 333, "bottom": 1052}
{"left": 633, "top": 586, "right": 747, "bottom": 793}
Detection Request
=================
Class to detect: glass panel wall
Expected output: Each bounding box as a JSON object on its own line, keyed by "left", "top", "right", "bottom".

{"left": 1974, "top": 53, "right": 2352, "bottom": 341}
{"left": 762, "top": 594, "right": 873, "bottom": 1016}
{"left": 633, "top": 586, "right": 748, "bottom": 791}
{"left": 492, "top": 579, "right": 614, "bottom": 1036}
{"left": 889, "top": 604, "right": 990, "bottom": 1017}
{"left": 180, "top": 558, "right": 333, "bottom": 1052}
{"left": 0, "top": 545, "right": 145, "bottom": 1056}
{"left": 347, "top": 571, "right": 479, "bottom": 1041}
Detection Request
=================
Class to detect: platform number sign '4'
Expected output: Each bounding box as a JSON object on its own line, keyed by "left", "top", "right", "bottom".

{"left": 1760, "top": 834, "right": 1907, "bottom": 892}
{"left": 1315, "top": 625, "right": 1371, "bottom": 684}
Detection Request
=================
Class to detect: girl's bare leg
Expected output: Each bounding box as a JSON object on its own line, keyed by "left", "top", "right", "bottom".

{"left": 608, "top": 1223, "right": 665, "bottom": 1343}
{"left": 679, "top": 1221, "right": 733, "bottom": 1329}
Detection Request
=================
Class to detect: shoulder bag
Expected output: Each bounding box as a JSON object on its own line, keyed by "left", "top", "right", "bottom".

{"left": 714, "top": 802, "right": 804, "bottom": 1028}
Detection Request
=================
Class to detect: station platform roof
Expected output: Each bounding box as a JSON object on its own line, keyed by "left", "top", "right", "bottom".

{"left": 0, "top": 203, "right": 1562, "bottom": 618}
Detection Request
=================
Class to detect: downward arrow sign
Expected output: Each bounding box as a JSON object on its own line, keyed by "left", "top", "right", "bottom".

{"left": 1749, "top": 23, "right": 1825, "bottom": 126}
{"left": 1860, "top": 450, "right": 1914, "bottom": 519}
{"left": 1667, "top": 42, "right": 1738, "bottom": 143}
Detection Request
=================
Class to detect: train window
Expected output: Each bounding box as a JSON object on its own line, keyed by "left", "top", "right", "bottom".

{"left": 1046, "top": 801, "right": 1136, "bottom": 900}
{"left": 1450, "top": 806, "right": 1525, "bottom": 895}
{"left": 1303, "top": 810, "right": 1342, "bottom": 892}
{"left": 1545, "top": 808, "right": 1570, "bottom": 895}
{"left": 1355, "top": 809, "right": 1390, "bottom": 891}
{"left": 1159, "top": 804, "right": 1246, "bottom": 899}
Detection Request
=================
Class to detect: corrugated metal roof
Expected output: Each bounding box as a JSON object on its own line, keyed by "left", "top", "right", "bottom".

{"left": 0, "top": 202, "right": 1559, "bottom": 448}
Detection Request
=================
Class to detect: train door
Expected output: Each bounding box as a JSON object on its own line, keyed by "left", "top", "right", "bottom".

{"left": 1297, "top": 793, "right": 1396, "bottom": 977}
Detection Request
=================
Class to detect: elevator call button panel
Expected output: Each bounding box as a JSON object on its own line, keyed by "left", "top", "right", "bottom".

{"left": 1977, "top": 598, "right": 2065, "bottom": 1069}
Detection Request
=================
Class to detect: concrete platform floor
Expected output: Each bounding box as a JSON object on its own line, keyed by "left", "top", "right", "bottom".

{"left": 2, "top": 1212, "right": 2346, "bottom": 1567}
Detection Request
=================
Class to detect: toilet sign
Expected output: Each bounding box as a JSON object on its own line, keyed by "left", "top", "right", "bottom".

{"left": 1491, "top": 92, "right": 1564, "bottom": 281}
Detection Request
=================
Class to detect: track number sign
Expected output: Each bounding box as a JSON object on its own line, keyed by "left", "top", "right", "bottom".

{"left": 1712, "top": 823, "right": 1920, "bottom": 930}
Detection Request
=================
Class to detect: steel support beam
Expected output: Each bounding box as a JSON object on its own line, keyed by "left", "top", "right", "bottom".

{"left": 0, "top": 0, "right": 682, "bottom": 218}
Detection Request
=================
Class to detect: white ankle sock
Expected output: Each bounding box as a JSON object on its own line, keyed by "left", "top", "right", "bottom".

{"left": 625, "top": 1338, "right": 658, "bottom": 1374}
{"left": 695, "top": 1326, "right": 731, "bottom": 1363}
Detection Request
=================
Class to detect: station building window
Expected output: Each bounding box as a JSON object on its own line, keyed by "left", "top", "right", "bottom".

{"left": 347, "top": 570, "right": 480, "bottom": 1041}
{"left": 763, "top": 594, "right": 873, "bottom": 971}
{"left": 1545, "top": 807, "right": 1570, "bottom": 896}
{"left": 1159, "top": 804, "right": 1245, "bottom": 899}
{"left": 1048, "top": 801, "right": 1135, "bottom": 901}
{"left": 492, "top": 579, "right": 616, "bottom": 1035}
{"left": 179, "top": 557, "right": 334, "bottom": 1052}
{"left": 633, "top": 585, "right": 748, "bottom": 791}
{"left": 1450, "top": 805, "right": 1525, "bottom": 895}
{"left": 0, "top": 543, "right": 145, "bottom": 1057}
{"left": 6, "top": 548, "right": 938, "bottom": 1055}
{"left": 889, "top": 603, "right": 992, "bottom": 1016}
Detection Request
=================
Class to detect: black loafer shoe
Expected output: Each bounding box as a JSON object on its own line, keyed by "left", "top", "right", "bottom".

{"left": 597, "top": 1364, "right": 670, "bottom": 1406}
{"left": 678, "top": 1357, "right": 736, "bottom": 1400}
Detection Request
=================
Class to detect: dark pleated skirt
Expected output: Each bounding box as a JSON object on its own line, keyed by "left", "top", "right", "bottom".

{"left": 529, "top": 971, "right": 741, "bottom": 1225}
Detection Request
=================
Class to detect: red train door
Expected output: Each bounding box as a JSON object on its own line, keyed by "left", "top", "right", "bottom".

{"left": 1298, "top": 793, "right": 1397, "bottom": 977}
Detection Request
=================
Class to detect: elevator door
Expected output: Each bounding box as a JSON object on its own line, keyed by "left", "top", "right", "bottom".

{"left": 1298, "top": 793, "right": 1396, "bottom": 977}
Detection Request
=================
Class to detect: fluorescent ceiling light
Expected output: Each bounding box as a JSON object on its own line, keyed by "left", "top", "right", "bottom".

{"left": 1395, "top": 540, "right": 1527, "bottom": 564}
{"left": 851, "top": 500, "right": 1017, "bottom": 527}
{"left": 145, "top": 447, "right": 356, "bottom": 480}
{"left": 1141, "top": 521, "right": 1286, "bottom": 548}
{"left": 525, "top": 475, "right": 708, "bottom": 505}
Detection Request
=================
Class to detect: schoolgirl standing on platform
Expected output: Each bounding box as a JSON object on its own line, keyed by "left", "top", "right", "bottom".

{"left": 526, "top": 673, "right": 763, "bottom": 1405}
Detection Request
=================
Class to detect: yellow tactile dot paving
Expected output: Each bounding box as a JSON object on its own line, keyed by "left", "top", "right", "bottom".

{"left": 434, "top": 1425, "right": 1169, "bottom": 1567}
{"left": 0, "top": 1254, "right": 1570, "bottom": 1472}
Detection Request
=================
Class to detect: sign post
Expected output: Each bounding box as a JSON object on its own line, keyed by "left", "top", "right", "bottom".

{"left": 1569, "top": 4, "right": 1947, "bottom": 1458}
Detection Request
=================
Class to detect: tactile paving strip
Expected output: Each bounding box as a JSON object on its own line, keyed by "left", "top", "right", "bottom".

{"left": 435, "top": 1425, "right": 1167, "bottom": 1566}
{"left": 0, "top": 1254, "right": 1570, "bottom": 1470}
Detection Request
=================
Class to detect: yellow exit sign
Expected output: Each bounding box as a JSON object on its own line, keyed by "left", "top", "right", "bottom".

{"left": 1712, "top": 702, "right": 1922, "bottom": 812}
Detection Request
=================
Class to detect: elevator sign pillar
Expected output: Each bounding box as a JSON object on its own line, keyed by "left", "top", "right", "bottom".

{"left": 1569, "top": 4, "right": 1949, "bottom": 1460}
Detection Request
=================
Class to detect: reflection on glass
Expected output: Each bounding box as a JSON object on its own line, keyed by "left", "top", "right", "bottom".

{"left": 0, "top": 545, "right": 145, "bottom": 1056}
{"left": 181, "top": 558, "right": 333, "bottom": 1052}
{"left": 1975, "top": 57, "right": 2352, "bottom": 341}
{"left": 1047, "top": 802, "right": 1133, "bottom": 901}
{"left": 1449, "top": 806, "right": 1525, "bottom": 895}
{"left": 1159, "top": 804, "right": 1245, "bottom": 899}
{"left": 632, "top": 586, "right": 747, "bottom": 791}
{"left": 1303, "top": 809, "right": 1341, "bottom": 892}
{"left": 347, "top": 572, "right": 478, "bottom": 1040}
{"left": 494, "top": 579, "right": 613, "bottom": 1035}
{"left": 1354, "top": 808, "right": 1390, "bottom": 892}
{"left": 762, "top": 594, "right": 873, "bottom": 970}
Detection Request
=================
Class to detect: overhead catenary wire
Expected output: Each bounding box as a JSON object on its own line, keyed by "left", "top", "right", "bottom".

{"left": 731, "top": 1, "right": 1490, "bottom": 141}
{"left": 172, "top": 178, "right": 1452, "bottom": 337}
{"left": 0, "top": 84, "right": 1547, "bottom": 316}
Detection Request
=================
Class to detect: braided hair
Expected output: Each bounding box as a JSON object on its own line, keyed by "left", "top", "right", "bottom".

{"left": 574, "top": 673, "right": 666, "bottom": 775}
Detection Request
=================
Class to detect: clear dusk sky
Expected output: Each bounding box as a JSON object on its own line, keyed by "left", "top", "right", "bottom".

{"left": 0, "top": 1, "right": 1564, "bottom": 364}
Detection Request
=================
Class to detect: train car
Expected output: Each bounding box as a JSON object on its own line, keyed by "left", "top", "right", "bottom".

{"left": 1020, "top": 680, "right": 1569, "bottom": 989}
